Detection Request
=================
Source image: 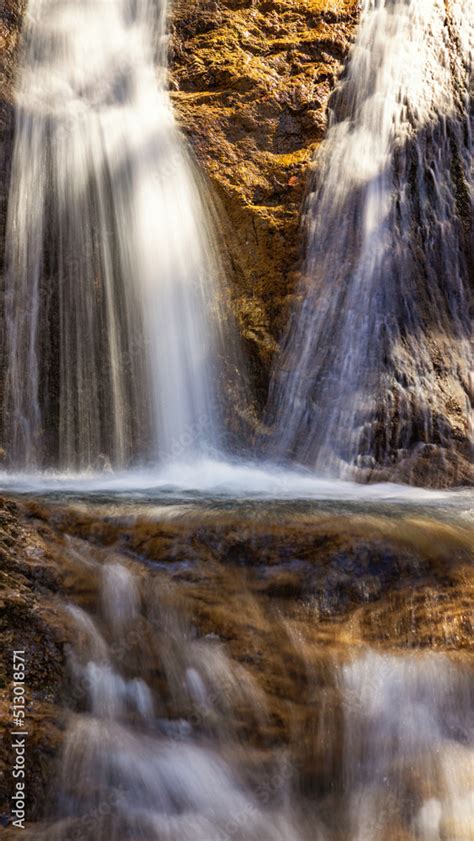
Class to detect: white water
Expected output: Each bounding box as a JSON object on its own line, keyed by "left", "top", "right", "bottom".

{"left": 268, "top": 0, "right": 472, "bottom": 478}
{"left": 28, "top": 549, "right": 474, "bottom": 841}
{"left": 0, "top": 456, "right": 469, "bottom": 505}
{"left": 47, "top": 562, "right": 300, "bottom": 841}
{"left": 3, "top": 0, "right": 223, "bottom": 470}
{"left": 340, "top": 651, "right": 474, "bottom": 841}
{"left": 1, "top": 4, "right": 472, "bottom": 836}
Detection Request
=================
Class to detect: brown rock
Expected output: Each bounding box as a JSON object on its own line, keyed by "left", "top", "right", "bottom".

{"left": 169, "top": 0, "right": 359, "bottom": 402}
{"left": 0, "top": 499, "right": 68, "bottom": 824}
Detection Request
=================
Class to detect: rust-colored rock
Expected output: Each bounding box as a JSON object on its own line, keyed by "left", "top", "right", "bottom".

{"left": 170, "top": 0, "right": 359, "bottom": 400}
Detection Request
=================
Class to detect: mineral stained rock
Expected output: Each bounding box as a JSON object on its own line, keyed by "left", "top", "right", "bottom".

{"left": 170, "top": 0, "right": 359, "bottom": 403}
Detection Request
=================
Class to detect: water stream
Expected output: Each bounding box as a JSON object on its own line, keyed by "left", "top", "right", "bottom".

{"left": 267, "top": 0, "right": 472, "bottom": 480}
{"left": 15, "top": 492, "right": 473, "bottom": 841}
{"left": 2, "top": 0, "right": 225, "bottom": 470}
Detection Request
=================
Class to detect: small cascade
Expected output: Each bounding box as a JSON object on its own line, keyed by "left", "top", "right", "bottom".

{"left": 267, "top": 0, "right": 472, "bottom": 480}
{"left": 2, "top": 0, "right": 225, "bottom": 470}
{"left": 339, "top": 651, "right": 474, "bottom": 841}
{"left": 28, "top": 554, "right": 474, "bottom": 841}
{"left": 35, "top": 557, "right": 300, "bottom": 841}
{"left": 12, "top": 504, "right": 474, "bottom": 841}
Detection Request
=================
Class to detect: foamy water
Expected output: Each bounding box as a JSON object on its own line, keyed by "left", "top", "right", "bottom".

{"left": 0, "top": 456, "right": 470, "bottom": 507}
{"left": 25, "top": 553, "right": 474, "bottom": 841}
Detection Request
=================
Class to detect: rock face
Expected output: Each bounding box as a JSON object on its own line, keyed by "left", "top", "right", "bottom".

{"left": 0, "top": 0, "right": 26, "bottom": 423}
{"left": 0, "top": 499, "right": 67, "bottom": 825}
{"left": 0, "top": 0, "right": 359, "bottom": 441}
{"left": 169, "top": 0, "right": 359, "bottom": 405}
{"left": 168, "top": 0, "right": 472, "bottom": 484}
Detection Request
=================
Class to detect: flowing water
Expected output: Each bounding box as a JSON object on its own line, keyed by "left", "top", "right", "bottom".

{"left": 2, "top": 0, "right": 225, "bottom": 471}
{"left": 1, "top": 0, "right": 473, "bottom": 837}
{"left": 11, "top": 486, "right": 473, "bottom": 841}
{"left": 267, "top": 0, "right": 472, "bottom": 479}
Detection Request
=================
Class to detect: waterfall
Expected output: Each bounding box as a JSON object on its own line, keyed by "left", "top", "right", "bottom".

{"left": 267, "top": 0, "right": 472, "bottom": 480}
{"left": 33, "top": 555, "right": 300, "bottom": 841}
{"left": 2, "top": 0, "right": 224, "bottom": 470}
{"left": 21, "top": 527, "right": 474, "bottom": 841}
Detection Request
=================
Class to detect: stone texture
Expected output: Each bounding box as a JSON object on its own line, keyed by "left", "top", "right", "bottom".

{"left": 169, "top": 0, "right": 359, "bottom": 404}
{"left": 0, "top": 498, "right": 67, "bottom": 825}
{"left": 0, "top": 0, "right": 470, "bottom": 481}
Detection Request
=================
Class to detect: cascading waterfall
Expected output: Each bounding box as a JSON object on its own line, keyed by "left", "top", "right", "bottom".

{"left": 34, "top": 553, "right": 300, "bottom": 841}
{"left": 21, "top": 527, "right": 474, "bottom": 841}
{"left": 2, "top": 0, "right": 224, "bottom": 470}
{"left": 267, "top": 0, "right": 472, "bottom": 480}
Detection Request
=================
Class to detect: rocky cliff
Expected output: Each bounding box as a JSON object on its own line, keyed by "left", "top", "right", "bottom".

{"left": 171, "top": 0, "right": 472, "bottom": 484}
{"left": 169, "top": 0, "right": 359, "bottom": 405}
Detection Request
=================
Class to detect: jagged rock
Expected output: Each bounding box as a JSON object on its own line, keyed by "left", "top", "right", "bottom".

{"left": 1, "top": 0, "right": 469, "bottom": 484}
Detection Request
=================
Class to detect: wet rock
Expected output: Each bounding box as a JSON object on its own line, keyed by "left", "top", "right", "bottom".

{"left": 1, "top": 495, "right": 473, "bottom": 834}
{"left": 22, "top": 499, "right": 474, "bottom": 654}
{"left": 170, "top": 0, "right": 360, "bottom": 407}
{"left": 0, "top": 499, "right": 68, "bottom": 824}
